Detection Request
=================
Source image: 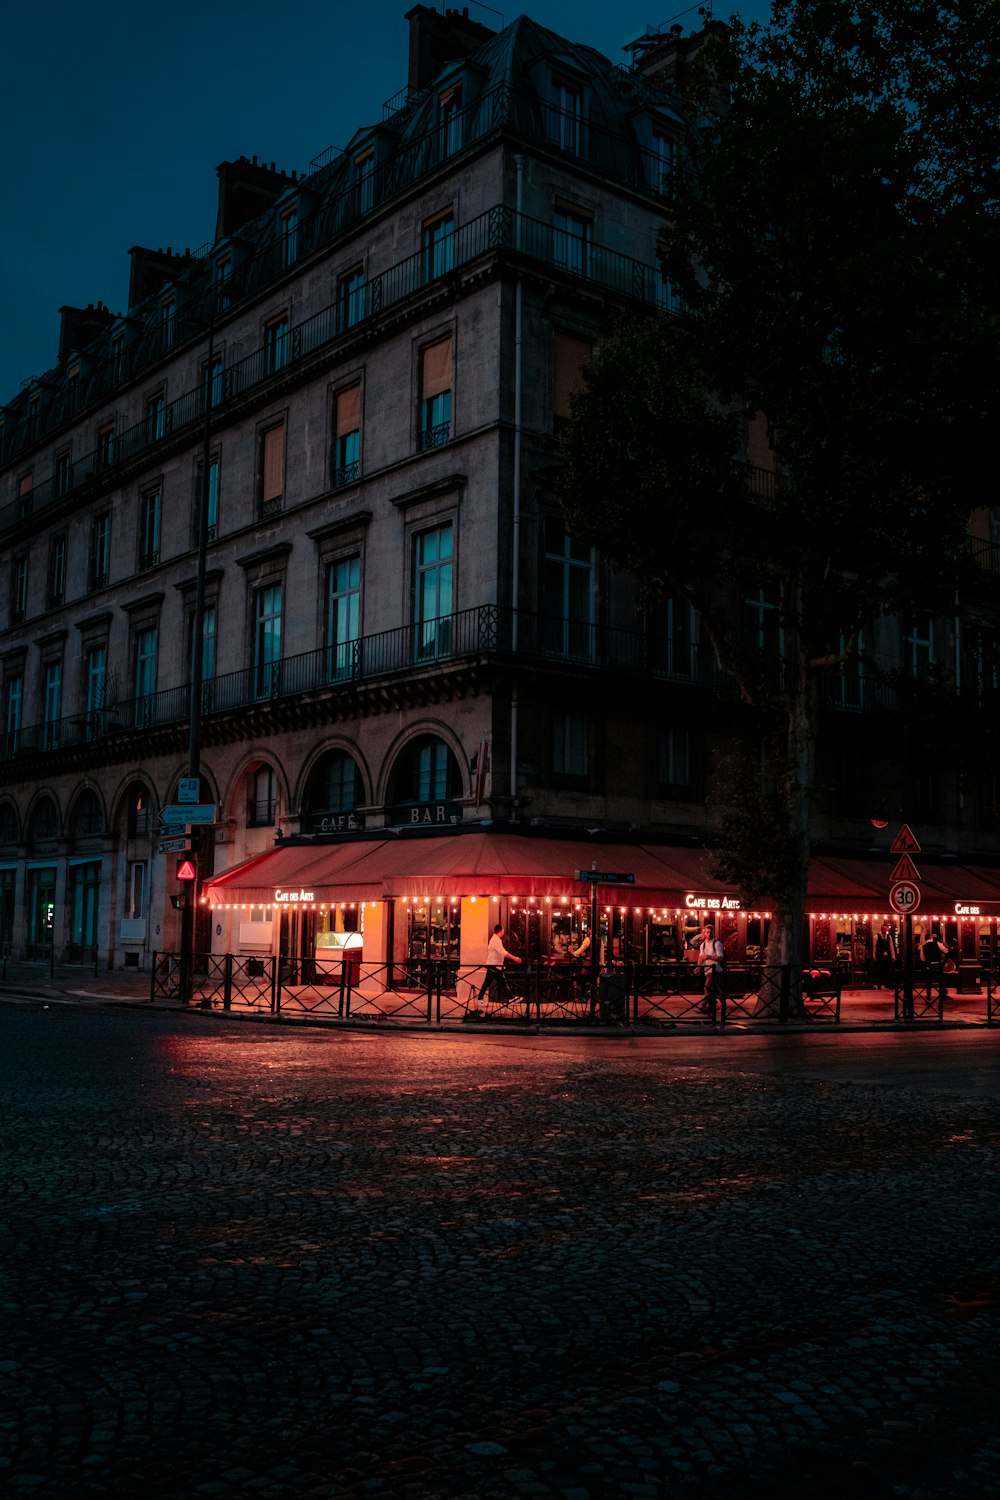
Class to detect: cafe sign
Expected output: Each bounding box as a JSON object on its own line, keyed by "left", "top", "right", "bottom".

{"left": 389, "top": 802, "right": 462, "bottom": 827}
{"left": 685, "top": 893, "right": 743, "bottom": 911}
{"left": 274, "top": 888, "right": 315, "bottom": 904}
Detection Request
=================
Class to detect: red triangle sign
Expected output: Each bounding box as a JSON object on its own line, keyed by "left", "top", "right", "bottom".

{"left": 890, "top": 823, "right": 921, "bottom": 854}
{"left": 177, "top": 859, "right": 197, "bottom": 881}
{"left": 890, "top": 853, "right": 921, "bottom": 884}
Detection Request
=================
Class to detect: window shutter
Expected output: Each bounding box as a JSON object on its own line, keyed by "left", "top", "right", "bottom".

{"left": 336, "top": 383, "right": 361, "bottom": 437}
{"left": 262, "top": 424, "right": 285, "bottom": 502}
{"left": 422, "top": 336, "right": 453, "bottom": 400}
{"left": 553, "top": 332, "right": 593, "bottom": 419}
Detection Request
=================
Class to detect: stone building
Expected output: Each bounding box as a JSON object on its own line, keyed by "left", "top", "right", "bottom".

{"left": 1, "top": 6, "right": 998, "bottom": 989}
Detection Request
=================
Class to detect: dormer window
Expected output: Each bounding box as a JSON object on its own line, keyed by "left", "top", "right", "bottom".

{"left": 160, "top": 297, "right": 176, "bottom": 350}
{"left": 110, "top": 331, "right": 126, "bottom": 383}
{"left": 355, "top": 149, "right": 375, "bottom": 214}
{"left": 553, "top": 75, "right": 585, "bottom": 155}
{"left": 648, "top": 129, "right": 675, "bottom": 195}
{"left": 279, "top": 203, "right": 299, "bottom": 269}
{"left": 440, "top": 83, "right": 463, "bottom": 156}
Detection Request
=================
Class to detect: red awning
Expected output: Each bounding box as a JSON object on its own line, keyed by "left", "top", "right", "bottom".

{"left": 204, "top": 834, "right": 1000, "bottom": 917}
{"left": 204, "top": 833, "right": 737, "bottom": 907}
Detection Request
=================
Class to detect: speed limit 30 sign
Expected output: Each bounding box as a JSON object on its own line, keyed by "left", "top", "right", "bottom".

{"left": 889, "top": 880, "right": 921, "bottom": 915}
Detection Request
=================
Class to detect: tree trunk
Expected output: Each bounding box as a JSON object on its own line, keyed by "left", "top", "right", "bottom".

{"left": 757, "top": 654, "right": 817, "bottom": 1018}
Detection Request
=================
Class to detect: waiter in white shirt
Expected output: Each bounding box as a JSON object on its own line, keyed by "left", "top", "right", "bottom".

{"left": 478, "top": 923, "right": 522, "bottom": 1002}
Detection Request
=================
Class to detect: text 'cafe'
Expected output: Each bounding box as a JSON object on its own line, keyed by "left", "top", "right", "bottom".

{"left": 202, "top": 832, "right": 1000, "bottom": 984}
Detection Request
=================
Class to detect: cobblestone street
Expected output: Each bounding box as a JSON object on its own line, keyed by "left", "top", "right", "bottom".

{"left": 2, "top": 1003, "right": 1000, "bottom": 1499}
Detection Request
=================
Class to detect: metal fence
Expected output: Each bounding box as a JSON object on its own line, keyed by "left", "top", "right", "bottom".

{"left": 147, "top": 955, "right": 851, "bottom": 1027}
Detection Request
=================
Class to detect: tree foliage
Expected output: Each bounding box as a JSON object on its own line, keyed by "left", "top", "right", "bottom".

{"left": 558, "top": 0, "right": 1000, "bottom": 983}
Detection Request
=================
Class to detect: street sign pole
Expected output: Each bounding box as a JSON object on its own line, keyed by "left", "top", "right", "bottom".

{"left": 904, "top": 913, "right": 914, "bottom": 1019}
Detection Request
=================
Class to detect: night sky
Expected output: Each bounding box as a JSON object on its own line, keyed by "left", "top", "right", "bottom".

{"left": 1, "top": 0, "right": 772, "bottom": 405}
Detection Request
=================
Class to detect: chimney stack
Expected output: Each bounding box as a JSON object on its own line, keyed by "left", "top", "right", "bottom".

{"left": 405, "top": 5, "right": 494, "bottom": 92}
{"left": 57, "top": 301, "right": 115, "bottom": 363}
{"left": 215, "top": 156, "right": 296, "bottom": 241}
{"left": 127, "top": 245, "right": 197, "bottom": 310}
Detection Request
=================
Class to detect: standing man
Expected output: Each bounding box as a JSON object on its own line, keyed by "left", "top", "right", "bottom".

{"left": 697, "top": 924, "right": 725, "bottom": 1015}
{"left": 478, "top": 923, "right": 522, "bottom": 1004}
{"left": 874, "top": 923, "right": 898, "bottom": 989}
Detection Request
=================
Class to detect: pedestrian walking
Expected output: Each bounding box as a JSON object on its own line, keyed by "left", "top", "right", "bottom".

{"left": 477, "top": 923, "right": 522, "bottom": 1003}
{"left": 696, "top": 924, "right": 726, "bottom": 1014}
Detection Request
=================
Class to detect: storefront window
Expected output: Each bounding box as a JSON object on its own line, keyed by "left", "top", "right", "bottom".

{"left": 69, "top": 862, "right": 100, "bottom": 953}
{"left": 27, "top": 867, "right": 56, "bottom": 957}
{"left": 406, "top": 900, "right": 460, "bottom": 979}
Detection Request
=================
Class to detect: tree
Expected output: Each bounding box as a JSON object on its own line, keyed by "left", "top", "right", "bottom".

{"left": 558, "top": 0, "right": 1000, "bottom": 1010}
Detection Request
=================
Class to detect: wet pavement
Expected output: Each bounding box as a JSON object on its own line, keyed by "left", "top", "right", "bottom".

{"left": 1, "top": 1001, "right": 1000, "bottom": 1498}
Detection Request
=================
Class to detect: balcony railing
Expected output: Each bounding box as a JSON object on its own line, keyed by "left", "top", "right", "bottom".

{"left": 1, "top": 204, "right": 674, "bottom": 539}
{"left": 2, "top": 75, "right": 677, "bottom": 467}
{"left": 0, "top": 605, "right": 720, "bottom": 767}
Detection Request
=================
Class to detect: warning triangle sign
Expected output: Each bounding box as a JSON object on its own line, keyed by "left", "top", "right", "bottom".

{"left": 890, "top": 853, "right": 921, "bottom": 884}
{"left": 890, "top": 823, "right": 921, "bottom": 854}
{"left": 177, "top": 859, "right": 197, "bottom": 881}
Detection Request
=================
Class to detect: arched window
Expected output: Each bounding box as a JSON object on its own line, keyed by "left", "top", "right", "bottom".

{"left": 71, "top": 790, "right": 103, "bottom": 842}
{"left": 392, "top": 736, "right": 461, "bottom": 806}
{"left": 27, "top": 796, "right": 60, "bottom": 846}
{"left": 247, "top": 765, "right": 277, "bottom": 827}
{"left": 303, "top": 750, "right": 362, "bottom": 832}
{"left": 0, "top": 801, "right": 18, "bottom": 846}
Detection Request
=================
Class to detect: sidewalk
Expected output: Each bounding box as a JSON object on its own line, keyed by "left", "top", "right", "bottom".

{"left": 0, "top": 958, "right": 994, "bottom": 1031}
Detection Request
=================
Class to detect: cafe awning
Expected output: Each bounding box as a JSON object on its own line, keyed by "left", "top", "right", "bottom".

{"left": 204, "top": 833, "right": 736, "bottom": 908}
{"left": 205, "top": 833, "right": 1000, "bottom": 916}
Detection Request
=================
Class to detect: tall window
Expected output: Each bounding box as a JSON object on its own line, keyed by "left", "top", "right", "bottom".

{"left": 98, "top": 422, "right": 115, "bottom": 468}
{"left": 665, "top": 594, "right": 696, "bottom": 679}
{"left": 48, "top": 536, "right": 67, "bottom": 609}
{"left": 260, "top": 423, "right": 285, "bottom": 516}
{"left": 126, "top": 861, "right": 146, "bottom": 920}
{"left": 658, "top": 726, "right": 695, "bottom": 793}
{"left": 355, "top": 150, "right": 375, "bottom": 213}
{"left": 195, "top": 456, "right": 220, "bottom": 541}
{"left": 203, "top": 351, "right": 224, "bottom": 409}
{"left": 420, "top": 336, "right": 452, "bottom": 449}
{"left": 55, "top": 450, "right": 71, "bottom": 498}
{"left": 248, "top": 766, "right": 277, "bottom": 825}
{"left": 160, "top": 298, "right": 176, "bottom": 349}
{"left": 146, "top": 393, "right": 166, "bottom": 443}
{"left": 43, "top": 661, "right": 62, "bottom": 748}
{"left": 200, "top": 604, "right": 217, "bottom": 683}
{"left": 656, "top": 260, "right": 676, "bottom": 313}
{"left": 111, "top": 332, "right": 126, "bottom": 382}
{"left": 905, "top": 615, "right": 935, "bottom": 682}
{"left": 333, "top": 384, "right": 361, "bottom": 485}
{"left": 253, "top": 584, "right": 283, "bottom": 698}
{"left": 554, "top": 208, "right": 591, "bottom": 276}
{"left": 89, "top": 511, "right": 111, "bottom": 591}
{"left": 338, "top": 266, "right": 365, "bottom": 331}
{"left": 11, "top": 557, "right": 28, "bottom": 625}
{"left": 743, "top": 587, "right": 782, "bottom": 656}
{"left": 835, "top": 628, "right": 865, "bottom": 708}
{"left": 3, "top": 675, "right": 22, "bottom": 752}
{"left": 552, "top": 331, "right": 592, "bottom": 426}
{"left": 648, "top": 130, "right": 675, "bottom": 193}
{"left": 278, "top": 204, "right": 298, "bottom": 268}
{"left": 327, "top": 555, "right": 361, "bottom": 680}
{"left": 307, "top": 750, "right": 360, "bottom": 819}
{"left": 542, "top": 518, "right": 594, "bottom": 660}
{"left": 440, "top": 84, "right": 463, "bottom": 155}
{"left": 553, "top": 709, "right": 588, "bottom": 776}
{"left": 138, "top": 488, "right": 161, "bottom": 570}
{"left": 134, "top": 627, "right": 158, "bottom": 720}
{"left": 554, "top": 78, "right": 584, "bottom": 154}
{"left": 413, "top": 524, "right": 453, "bottom": 661}
{"left": 422, "top": 211, "right": 455, "bottom": 280}
{"left": 84, "top": 645, "right": 107, "bottom": 718}
{"left": 17, "top": 473, "right": 33, "bottom": 520}
{"left": 265, "top": 315, "right": 290, "bottom": 374}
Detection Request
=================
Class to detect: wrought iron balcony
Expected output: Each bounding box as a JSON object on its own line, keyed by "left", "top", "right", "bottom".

{"left": 0, "top": 605, "right": 719, "bottom": 769}
{"left": 2, "top": 204, "right": 675, "bottom": 539}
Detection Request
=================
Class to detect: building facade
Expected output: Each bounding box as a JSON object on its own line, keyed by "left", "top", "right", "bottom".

{"left": 1, "top": 7, "right": 998, "bottom": 987}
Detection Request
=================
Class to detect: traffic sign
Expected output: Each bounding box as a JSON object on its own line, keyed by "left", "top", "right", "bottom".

{"left": 157, "top": 836, "right": 192, "bottom": 855}
{"left": 890, "top": 853, "right": 921, "bottom": 884}
{"left": 176, "top": 858, "right": 198, "bottom": 882}
{"left": 574, "top": 870, "right": 635, "bottom": 884}
{"left": 890, "top": 824, "right": 921, "bottom": 855}
{"left": 177, "top": 777, "right": 201, "bottom": 804}
{"left": 889, "top": 881, "right": 921, "bottom": 914}
{"left": 160, "top": 802, "right": 216, "bottom": 831}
